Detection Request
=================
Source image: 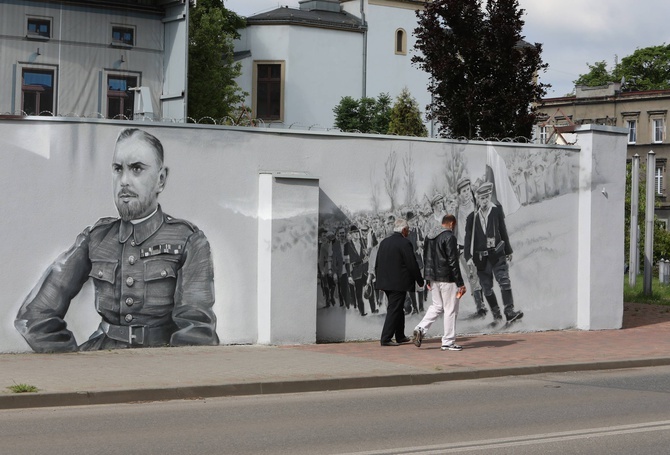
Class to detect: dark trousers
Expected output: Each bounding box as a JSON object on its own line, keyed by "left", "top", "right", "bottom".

{"left": 380, "top": 290, "right": 408, "bottom": 343}
{"left": 337, "top": 274, "right": 350, "bottom": 307}
{"left": 352, "top": 275, "right": 367, "bottom": 315}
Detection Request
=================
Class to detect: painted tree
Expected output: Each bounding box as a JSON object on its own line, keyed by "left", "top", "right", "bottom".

{"left": 188, "top": 0, "right": 246, "bottom": 121}
{"left": 413, "top": 0, "right": 548, "bottom": 139}
{"left": 369, "top": 168, "right": 381, "bottom": 213}
{"left": 384, "top": 151, "right": 399, "bottom": 211}
{"left": 403, "top": 150, "right": 417, "bottom": 206}
{"left": 388, "top": 88, "right": 428, "bottom": 137}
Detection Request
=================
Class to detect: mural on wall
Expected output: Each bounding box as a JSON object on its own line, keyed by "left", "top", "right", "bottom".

{"left": 316, "top": 141, "right": 579, "bottom": 341}
{"left": 14, "top": 128, "right": 219, "bottom": 353}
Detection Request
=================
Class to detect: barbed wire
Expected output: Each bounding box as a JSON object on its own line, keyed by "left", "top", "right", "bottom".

{"left": 0, "top": 111, "right": 540, "bottom": 143}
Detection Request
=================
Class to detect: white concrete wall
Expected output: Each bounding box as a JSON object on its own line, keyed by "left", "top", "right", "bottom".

{"left": 364, "top": 3, "right": 432, "bottom": 132}
{"left": 576, "top": 125, "right": 627, "bottom": 329}
{"left": 233, "top": 0, "right": 430, "bottom": 131}
{"left": 0, "top": 119, "right": 626, "bottom": 353}
{"left": 234, "top": 24, "right": 363, "bottom": 128}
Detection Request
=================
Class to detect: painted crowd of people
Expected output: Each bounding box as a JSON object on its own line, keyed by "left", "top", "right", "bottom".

{"left": 318, "top": 175, "right": 524, "bottom": 331}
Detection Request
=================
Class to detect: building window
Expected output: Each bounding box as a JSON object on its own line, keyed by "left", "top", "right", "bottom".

{"left": 107, "top": 75, "right": 137, "bottom": 119}
{"left": 653, "top": 118, "right": 665, "bottom": 143}
{"left": 27, "top": 17, "right": 51, "bottom": 38}
{"left": 627, "top": 119, "right": 637, "bottom": 144}
{"left": 22, "top": 69, "right": 54, "bottom": 115}
{"left": 539, "top": 125, "right": 548, "bottom": 144}
{"left": 112, "top": 26, "right": 135, "bottom": 46}
{"left": 254, "top": 62, "right": 284, "bottom": 121}
{"left": 656, "top": 163, "right": 665, "bottom": 195}
{"left": 395, "top": 29, "right": 407, "bottom": 55}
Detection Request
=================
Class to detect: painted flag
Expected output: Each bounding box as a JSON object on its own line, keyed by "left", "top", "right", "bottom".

{"left": 486, "top": 144, "right": 521, "bottom": 216}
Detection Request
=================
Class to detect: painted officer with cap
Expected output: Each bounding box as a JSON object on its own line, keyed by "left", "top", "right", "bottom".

{"left": 15, "top": 128, "right": 219, "bottom": 352}
{"left": 464, "top": 181, "right": 523, "bottom": 324}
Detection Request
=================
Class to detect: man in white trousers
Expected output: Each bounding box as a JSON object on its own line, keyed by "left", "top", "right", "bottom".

{"left": 413, "top": 214, "right": 466, "bottom": 351}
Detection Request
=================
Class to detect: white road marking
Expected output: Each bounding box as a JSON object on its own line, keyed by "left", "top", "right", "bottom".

{"left": 336, "top": 420, "right": 670, "bottom": 455}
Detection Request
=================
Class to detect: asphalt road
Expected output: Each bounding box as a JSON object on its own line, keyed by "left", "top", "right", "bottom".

{"left": 3, "top": 366, "right": 670, "bottom": 455}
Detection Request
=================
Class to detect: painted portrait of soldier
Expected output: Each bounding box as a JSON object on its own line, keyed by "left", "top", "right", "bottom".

{"left": 15, "top": 128, "right": 219, "bottom": 352}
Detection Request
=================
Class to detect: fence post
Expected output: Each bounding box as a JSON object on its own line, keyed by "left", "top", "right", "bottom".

{"left": 644, "top": 150, "right": 656, "bottom": 295}
{"left": 630, "top": 154, "right": 640, "bottom": 287}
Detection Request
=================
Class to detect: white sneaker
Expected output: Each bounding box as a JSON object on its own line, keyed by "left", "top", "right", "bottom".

{"left": 413, "top": 328, "right": 423, "bottom": 347}
{"left": 441, "top": 343, "right": 463, "bottom": 351}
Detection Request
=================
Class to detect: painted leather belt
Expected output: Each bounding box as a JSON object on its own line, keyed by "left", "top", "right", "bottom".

{"left": 100, "top": 321, "right": 171, "bottom": 346}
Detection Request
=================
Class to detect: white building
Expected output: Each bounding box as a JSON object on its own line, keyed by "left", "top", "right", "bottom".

{"left": 0, "top": 0, "right": 189, "bottom": 120}
{"left": 233, "top": 0, "right": 432, "bottom": 133}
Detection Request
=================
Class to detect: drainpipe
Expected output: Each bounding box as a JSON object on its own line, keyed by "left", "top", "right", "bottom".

{"left": 361, "top": 0, "right": 367, "bottom": 98}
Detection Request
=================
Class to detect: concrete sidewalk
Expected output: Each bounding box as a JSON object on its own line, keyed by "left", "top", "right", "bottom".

{"left": 2, "top": 302, "right": 669, "bottom": 410}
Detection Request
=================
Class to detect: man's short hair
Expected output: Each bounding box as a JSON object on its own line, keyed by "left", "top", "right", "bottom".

{"left": 442, "top": 214, "right": 456, "bottom": 226}
{"left": 393, "top": 218, "right": 409, "bottom": 233}
{"left": 116, "top": 128, "right": 165, "bottom": 166}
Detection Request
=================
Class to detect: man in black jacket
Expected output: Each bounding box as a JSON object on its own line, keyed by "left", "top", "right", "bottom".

{"left": 413, "top": 214, "right": 466, "bottom": 351}
{"left": 464, "top": 182, "right": 523, "bottom": 324}
{"left": 375, "top": 219, "right": 424, "bottom": 346}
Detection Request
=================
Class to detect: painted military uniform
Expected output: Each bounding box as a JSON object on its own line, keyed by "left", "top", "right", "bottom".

{"left": 15, "top": 205, "right": 218, "bottom": 352}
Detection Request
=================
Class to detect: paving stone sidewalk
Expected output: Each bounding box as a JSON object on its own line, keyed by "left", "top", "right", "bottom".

{"left": 1, "top": 302, "right": 668, "bottom": 409}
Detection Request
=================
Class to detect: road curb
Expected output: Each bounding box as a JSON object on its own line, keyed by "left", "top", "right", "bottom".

{"left": 2, "top": 357, "right": 670, "bottom": 410}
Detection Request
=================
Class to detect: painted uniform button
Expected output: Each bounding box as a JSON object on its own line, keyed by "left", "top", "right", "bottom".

{"left": 128, "top": 255, "right": 136, "bottom": 265}
{"left": 125, "top": 314, "right": 133, "bottom": 323}
{"left": 98, "top": 270, "right": 104, "bottom": 278}
{"left": 161, "top": 270, "right": 168, "bottom": 278}
{"left": 125, "top": 297, "right": 134, "bottom": 307}
{"left": 131, "top": 240, "right": 136, "bottom": 246}
{"left": 126, "top": 276, "right": 134, "bottom": 287}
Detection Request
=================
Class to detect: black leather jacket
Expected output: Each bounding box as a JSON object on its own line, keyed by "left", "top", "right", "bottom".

{"left": 422, "top": 229, "right": 464, "bottom": 286}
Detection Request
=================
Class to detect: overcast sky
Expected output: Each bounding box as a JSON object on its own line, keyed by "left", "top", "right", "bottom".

{"left": 225, "top": 0, "right": 670, "bottom": 98}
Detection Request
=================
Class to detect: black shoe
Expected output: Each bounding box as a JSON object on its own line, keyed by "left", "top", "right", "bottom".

{"left": 381, "top": 341, "right": 399, "bottom": 346}
{"left": 506, "top": 311, "right": 524, "bottom": 323}
{"left": 360, "top": 312, "right": 368, "bottom": 316}
{"left": 489, "top": 314, "right": 503, "bottom": 328}
{"left": 476, "top": 308, "right": 488, "bottom": 317}
{"left": 396, "top": 337, "right": 412, "bottom": 344}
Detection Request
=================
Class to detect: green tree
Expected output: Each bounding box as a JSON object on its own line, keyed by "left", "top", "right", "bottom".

{"left": 388, "top": 87, "right": 428, "bottom": 137}
{"left": 413, "top": 0, "right": 548, "bottom": 139}
{"left": 626, "top": 162, "right": 670, "bottom": 269}
{"left": 614, "top": 44, "right": 670, "bottom": 92}
{"left": 573, "top": 61, "right": 614, "bottom": 88}
{"left": 332, "top": 96, "right": 361, "bottom": 132}
{"left": 333, "top": 93, "right": 391, "bottom": 133}
{"left": 188, "top": 0, "right": 246, "bottom": 121}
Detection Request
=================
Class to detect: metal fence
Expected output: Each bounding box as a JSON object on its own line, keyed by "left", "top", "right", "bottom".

{"left": 1, "top": 110, "right": 540, "bottom": 143}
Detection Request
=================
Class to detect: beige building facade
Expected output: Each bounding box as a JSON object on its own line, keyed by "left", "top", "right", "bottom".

{"left": 537, "top": 82, "right": 670, "bottom": 223}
